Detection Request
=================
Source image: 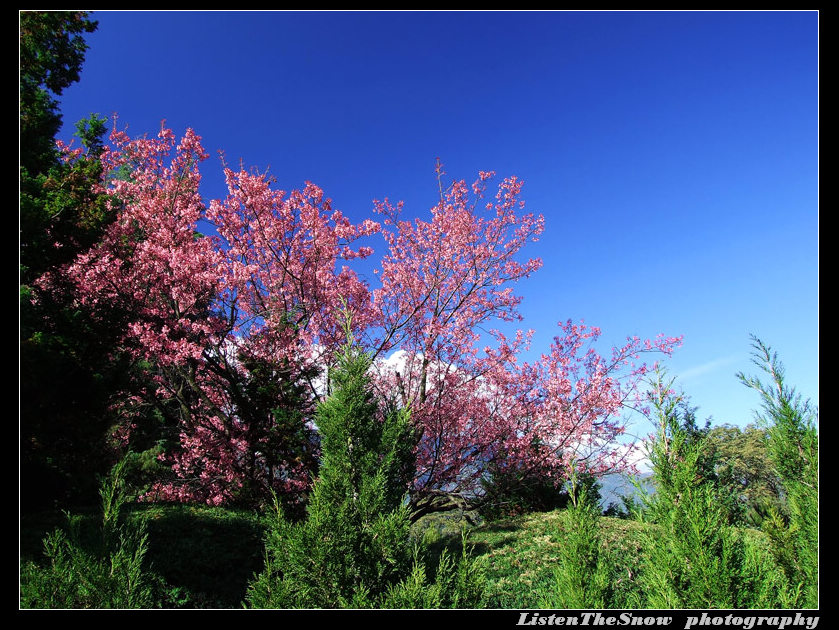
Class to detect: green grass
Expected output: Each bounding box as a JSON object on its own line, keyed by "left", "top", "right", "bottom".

{"left": 21, "top": 503, "right": 782, "bottom": 609}
{"left": 460, "top": 511, "right": 649, "bottom": 608}
{"left": 132, "top": 504, "right": 267, "bottom": 607}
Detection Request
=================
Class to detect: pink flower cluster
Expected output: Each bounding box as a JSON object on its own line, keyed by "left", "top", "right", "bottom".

{"left": 37, "top": 125, "right": 681, "bottom": 510}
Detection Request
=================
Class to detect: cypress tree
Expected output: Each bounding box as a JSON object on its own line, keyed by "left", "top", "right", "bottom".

{"left": 246, "top": 335, "right": 418, "bottom": 607}
{"left": 637, "top": 369, "right": 792, "bottom": 609}
{"left": 246, "top": 318, "right": 487, "bottom": 608}
{"left": 738, "top": 336, "right": 818, "bottom": 608}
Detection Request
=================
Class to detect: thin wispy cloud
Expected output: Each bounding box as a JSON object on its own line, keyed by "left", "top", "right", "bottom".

{"left": 676, "top": 355, "right": 741, "bottom": 384}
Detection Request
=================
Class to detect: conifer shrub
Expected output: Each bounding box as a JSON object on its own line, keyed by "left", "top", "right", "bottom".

{"left": 479, "top": 442, "right": 604, "bottom": 522}
{"left": 20, "top": 457, "right": 166, "bottom": 608}
{"left": 738, "top": 336, "right": 818, "bottom": 608}
{"left": 478, "top": 445, "right": 570, "bottom": 520}
{"left": 539, "top": 469, "right": 612, "bottom": 609}
{"left": 245, "top": 328, "right": 486, "bottom": 608}
{"left": 636, "top": 370, "right": 793, "bottom": 609}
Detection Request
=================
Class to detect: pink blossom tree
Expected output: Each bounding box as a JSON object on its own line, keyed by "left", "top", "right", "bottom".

{"left": 365, "top": 163, "right": 680, "bottom": 518}
{"left": 39, "top": 126, "right": 680, "bottom": 513}
{"left": 44, "top": 122, "right": 377, "bottom": 507}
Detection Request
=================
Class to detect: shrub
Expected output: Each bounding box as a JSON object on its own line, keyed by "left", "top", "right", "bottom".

{"left": 635, "top": 369, "right": 793, "bottom": 609}
{"left": 245, "top": 327, "right": 486, "bottom": 608}
{"left": 738, "top": 336, "right": 818, "bottom": 607}
{"left": 539, "top": 470, "right": 612, "bottom": 608}
{"left": 479, "top": 446, "right": 604, "bottom": 521}
{"left": 382, "top": 532, "right": 488, "bottom": 608}
{"left": 20, "top": 458, "right": 165, "bottom": 608}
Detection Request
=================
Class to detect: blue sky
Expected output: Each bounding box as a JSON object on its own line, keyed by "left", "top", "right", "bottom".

{"left": 55, "top": 10, "right": 819, "bottom": 433}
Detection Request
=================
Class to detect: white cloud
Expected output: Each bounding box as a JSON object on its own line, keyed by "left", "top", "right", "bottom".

{"left": 676, "top": 355, "right": 740, "bottom": 384}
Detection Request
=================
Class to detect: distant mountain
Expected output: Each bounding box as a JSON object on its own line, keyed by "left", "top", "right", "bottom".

{"left": 597, "top": 471, "right": 655, "bottom": 511}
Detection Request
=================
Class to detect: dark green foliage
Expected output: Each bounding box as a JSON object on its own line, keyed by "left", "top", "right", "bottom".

{"left": 21, "top": 503, "right": 270, "bottom": 609}
{"left": 705, "top": 423, "right": 785, "bottom": 527}
{"left": 21, "top": 114, "right": 112, "bottom": 283}
{"left": 223, "top": 348, "right": 320, "bottom": 514}
{"left": 20, "top": 12, "right": 107, "bottom": 288}
{"left": 19, "top": 11, "right": 129, "bottom": 512}
{"left": 137, "top": 504, "right": 267, "bottom": 607}
{"left": 20, "top": 459, "right": 166, "bottom": 608}
{"left": 570, "top": 470, "right": 604, "bottom": 511}
{"left": 603, "top": 492, "right": 643, "bottom": 520}
{"left": 638, "top": 395, "right": 739, "bottom": 523}
{"left": 19, "top": 271, "right": 158, "bottom": 512}
{"left": 20, "top": 10, "right": 98, "bottom": 175}
{"left": 245, "top": 342, "right": 416, "bottom": 607}
{"left": 479, "top": 456, "right": 569, "bottom": 520}
{"left": 479, "top": 443, "right": 603, "bottom": 521}
{"left": 735, "top": 527, "right": 797, "bottom": 609}
{"left": 382, "top": 533, "right": 488, "bottom": 608}
{"left": 245, "top": 336, "right": 486, "bottom": 608}
{"left": 20, "top": 290, "right": 137, "bottom": 511}
{"left": 738, "top": 336, "right": 818, "bottom": 608}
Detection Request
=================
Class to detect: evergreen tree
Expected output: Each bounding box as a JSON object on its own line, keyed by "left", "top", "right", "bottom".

{"left": 20, "top": 10, "right": 97, "bottom": 177}
{"left": 20, "top": 458, "right": 164, "bottom": 608}
{"left": 738, "top": 336, "right": 818, "bottom": 608}
{"left": 222, "top": 346, "right": 321, "bottom": 515}
{"left": 478, "top": 442, "right": 571, "bottom": 520}
{"left": 19, "top": 12, "right": 131, "bottom": 510}
{"left": 540, "top": 468, "right": 611, "bottom": 609}
{"left": 246, "top": 321, "right": 486, "bottom": 608}
{"left": 637, "top": 369, "right": 791, "bottom": 609}
{"left": 20, "top": 11, "right": 105, "bottom": 284}
{"left": 705, "top": 423, "right": 785, "bottom": 527}
{"left": 246, "top": 333, "right": 419, "bottom": 607}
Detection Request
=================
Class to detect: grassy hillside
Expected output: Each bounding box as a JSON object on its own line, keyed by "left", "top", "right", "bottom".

{"left": 446, "top": 511, "right": 649, "bottom": 608}
{"left": 20, "top": 502, "right": 783, "bottom": 609}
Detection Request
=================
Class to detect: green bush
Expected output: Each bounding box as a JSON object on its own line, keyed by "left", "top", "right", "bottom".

{"left": 539, "top": 471, "right": 612, "bottom": 608}
{"left": 137, "top": 504, "right": 267, "bottom": 608}
{"left": 479, "top": 446, "right": 604, "bottom": 522}
{"left": 478, "top": 448, "right": 569, "bottom": 520}
{"left": 636, "top": 369, "right": 793, "bottom": 609}
{"left": 20, "top": 458, "right": 166, "bottom": 608}
{"left": 382, "top": 532, "right": 488, "bottom": 608}
{"left": 738, "top": 336, "right": 818, "bottom": 607}
{"left": 704, "top": 423, "right": 785, "bottom": 527}
{"left": 245, "top": 328, "right": 486, "bottom": 609}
